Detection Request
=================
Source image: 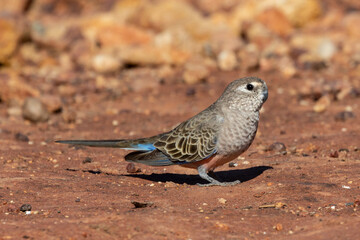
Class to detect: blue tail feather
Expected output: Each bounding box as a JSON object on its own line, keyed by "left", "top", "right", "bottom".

{"left": 129, "top": 143, "right": 156, "bottom": 151}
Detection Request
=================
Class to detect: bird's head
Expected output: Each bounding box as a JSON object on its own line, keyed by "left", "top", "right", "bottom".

{"left": 217, "top": 77, "right": 268, "bottom": 112}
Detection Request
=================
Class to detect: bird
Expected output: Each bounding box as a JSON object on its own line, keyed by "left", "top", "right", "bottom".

{"left": 56, "top": 77, "right": 268, "bottom": 186}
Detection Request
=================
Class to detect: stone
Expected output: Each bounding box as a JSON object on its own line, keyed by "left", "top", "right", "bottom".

{"left": 19, "top": 204, "right": 32, "bottom": 212}
{"left": 218, "top": 198, "right": 227, "bottom": 204}
{"left": 126, "top": 163, "right": 141, "bottom": 173}
{"left": 229, "top": 1, "right": 259, "bottom": 34}
{"left": 270, "top": 0, "right": 322, "bottom": 27}
{"left": 88, "top": 22, "right": 153, "bottom": 48}
{"left": 291, "top": 35, "right": 337, "bottom": 61}
{"left": 22, "top": 97, "right": 49, "bottom": 122}
{"left": 257, "top": 7, "right": 293, "bottom": 36}
{"left": 30, "top": 21, "right": 70, "bottom": 51}
{"left": 217, "top": 50, "right": 237, "bottom": 71}
{"left": 40, "top": 95, "right": 62, "bottom": 113}
{"left": 91, "top": 53, "right": 122, "bottom": 73}
{"left": 313, "top": 95, "right": 331, "bottom": 113}
{"left": 268, "top": 142, "right": 287, "bottom": 153}
{"left": 183, "top": 58, "right": 210, "bottom": 84}
{"left": 315, "top": 38, "right": 337, "bottom": 60}
{"left": 337, "top": 86, "right": 355, "bottom": 100}
{"left": 0, "top": 17, "right": 19, "bottom": 63}
{"left": 136, "top": 1, "right": 212, "bottom": 41}
{"left": 15, "top": 132, "right": 29, "bottom": 142}
{"left": 334, "top": 111, "right": 355, "bottom": 122}
{"left": 7, "top": 106, "right": 22, "bottom": 117}
{"left": 278, "top": 56, "right": 297, "bottom": 78}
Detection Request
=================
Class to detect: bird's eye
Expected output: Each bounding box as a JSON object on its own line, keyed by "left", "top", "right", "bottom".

{"left": 246, "top": 83, "right": 254, "bottom": 91}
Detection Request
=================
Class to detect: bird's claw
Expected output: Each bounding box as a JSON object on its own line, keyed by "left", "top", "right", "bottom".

{"left": 197, "top": 180, "right": 241, "bottom": 187}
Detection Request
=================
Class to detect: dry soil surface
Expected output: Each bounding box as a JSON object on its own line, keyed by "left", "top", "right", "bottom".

{"left": 1, "top": 71, "right": 359, "bottom": 239}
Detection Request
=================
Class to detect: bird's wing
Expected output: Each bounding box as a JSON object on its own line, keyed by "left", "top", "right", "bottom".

{"left": 154, "top": 110, "right": 223, "bottom": 163}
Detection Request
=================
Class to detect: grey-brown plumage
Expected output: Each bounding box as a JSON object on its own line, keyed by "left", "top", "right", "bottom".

{"left": 56, "top": 77, "right": 268, "bottom": 186}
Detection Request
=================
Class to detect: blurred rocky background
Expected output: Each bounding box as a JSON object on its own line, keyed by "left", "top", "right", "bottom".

{"left": 1, "top": 2, "right": 360, "bottom": 239}
{"left": 0, "top": 0, "right": 359, "bottom": 123}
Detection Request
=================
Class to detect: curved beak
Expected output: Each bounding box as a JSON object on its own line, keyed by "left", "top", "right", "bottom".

{"left": 263, "top": 90, "right": 268, "bottom": 102}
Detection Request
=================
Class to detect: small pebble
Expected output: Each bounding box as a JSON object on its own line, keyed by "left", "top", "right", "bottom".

{"left": 82, "top": 157, "right": 92, "bottom": 164}
{"left": 15, "top": 132, "right": 29, "bottom": 142}
{"left": 334, "top": 111, "right": 355, "bottom": 122}
{"left": 186, "top": 88, "right": 196, "bottom": 96}
{"left": 131, "top": 201, "right": 154, "bottom": 208}
{"left": 20, "top": 204, "right": 32, "bottom": 212}
{"left": 313, "top": 95, "right": 331, "bottom": 113}
{"left": 329, "top": 150, "right": 338, "bottom": 158}
{"left": 217, "top": 50, "right": 237, "bottom": 71}
{"left": 22, "top": 97, "right": 49, "bottom": 122}
{"left": 253, "top": 192, "right": 266, "bottom": 198}
{"left": 228, "top": 162, "right": 238, "bottom": 167}
{"left": 218, "top": 198, "right": 227, "bottom": 204}
{"left": 242, "top": 206, "right": 253, "bottom": 210}
{"left": 7, "top": 106, "right": 22, "bottom": 116}
{"left": 268, "top": 142, "right": 286, "bottom": 153}
{"left": 339, "top": 148, "right": 349, "bottom": 153}
{"left": 126, "top": 163, "right": 141, "bottom": 173}
{"left": 92, "top": 54, "right": 122, "bottom": 73}
{"left": 112, "top": 120, "right": 119, "bottom": 126}
{"left": 289, "top": 146, "right": 297, "bottom": 154}
{"left": 275, "top": 223, "right": 283, "bottom": 231}
{"left": 214, "top": 221, "right": 229, "bottom": 230}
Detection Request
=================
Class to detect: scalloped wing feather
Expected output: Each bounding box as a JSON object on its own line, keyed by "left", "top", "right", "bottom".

{"left": 154, "top": 111, "right": 222, "bottom": 163}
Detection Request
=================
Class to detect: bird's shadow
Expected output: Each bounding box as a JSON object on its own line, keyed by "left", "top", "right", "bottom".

{"left": 127, "top": 166, "right": 273, "bottom": 185}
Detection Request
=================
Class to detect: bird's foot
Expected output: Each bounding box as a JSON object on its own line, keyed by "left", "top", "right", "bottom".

{"left": 197, "top": 180, "right": 241, "bottom": 187}
{"left": 197, "top": 166, "right": 241, "bottom": 187}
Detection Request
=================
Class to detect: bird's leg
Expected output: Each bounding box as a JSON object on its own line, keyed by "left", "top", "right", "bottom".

{"left": 197, "top": 166, "right": 241, "bottom": 187}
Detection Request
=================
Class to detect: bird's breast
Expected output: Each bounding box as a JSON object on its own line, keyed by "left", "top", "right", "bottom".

{"left": 216, "top": 111, "right": 259, "bottom": 156}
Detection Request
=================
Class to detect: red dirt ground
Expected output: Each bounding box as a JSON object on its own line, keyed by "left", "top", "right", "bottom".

{"left": 1, "top": 70, "right": 359, "bottom": 239}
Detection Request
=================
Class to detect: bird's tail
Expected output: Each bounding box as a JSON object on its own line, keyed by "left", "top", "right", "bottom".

{"left": 55, "top": 136, "right": 159, "bottom": 151}
{"left": 56, "top": 136, "right": 176, "bottom": 166}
